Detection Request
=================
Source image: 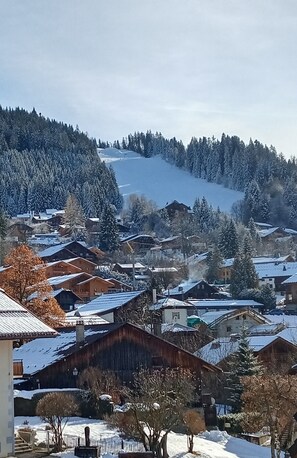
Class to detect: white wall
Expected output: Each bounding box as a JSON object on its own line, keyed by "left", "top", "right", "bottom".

{"left": 162, "top": 308, "right": 188, "bottom": 326}
{"left": 216, "top": 315, "right": 260, "bottom": 338}
{"left": 0, "top": 340, "right": 14, "bottom": 457}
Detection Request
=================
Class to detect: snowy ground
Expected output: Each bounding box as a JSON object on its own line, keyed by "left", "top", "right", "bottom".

{"left": 15, "top": 416, "right": 283, "bottom": 458}
{"left": 98, "top": 148, "right": 243, "bottom": 212}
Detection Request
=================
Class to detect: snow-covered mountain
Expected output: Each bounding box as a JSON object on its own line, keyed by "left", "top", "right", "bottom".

{"left": 99, "top": 148, "right": 243, "bottom": 212}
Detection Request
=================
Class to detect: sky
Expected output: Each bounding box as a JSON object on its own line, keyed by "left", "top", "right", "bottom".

{"left": 1, "top": 1, "right": 297, "bottom": 157}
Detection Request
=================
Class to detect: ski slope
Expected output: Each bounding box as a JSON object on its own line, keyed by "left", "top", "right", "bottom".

{"left": 99, "top": 148, "right": 243, "bottom": 212}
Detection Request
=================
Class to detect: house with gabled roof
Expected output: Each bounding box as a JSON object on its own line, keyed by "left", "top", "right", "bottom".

{"left": 47, "top": 273, "right": 115, "bottom": 301}
{"left": 38, "top": 241, "right": 98, "bottom": 263}
{"left": 66, "top": 257, "right": 97, "bottom": 275}
{"left": 200, "top": 308, "right": 272, "bottom": 338}
{"left": 67, "top": 290, "right": 148, "bottom": 323}
{"left": 150, "top": 297, "right": 196, "bottom": 326}
{"left": 282, "top": 273, "right": 297, "bottom": 314}
{"left": 44, "top": 260, "right": 82, "bottom": 278}
{"left": 13, "top": 321, "right": 220, "bottom": 395}
{"left": 197, "top": 334, "right": 297, "bottom": 371}
{"left": 161, "top": 200, "right": 191, "bottom": 219}
{"left": 187, "top": 299, "right": 264, "bottom": 315}
{"left": 0, "top": 289, "right": 56, "bottom": 458}
{"left": 165, "top": 279, "right": 217, "bottom": 300}
{"left": 219, "top": 255, "right": 295, "bottom": 285}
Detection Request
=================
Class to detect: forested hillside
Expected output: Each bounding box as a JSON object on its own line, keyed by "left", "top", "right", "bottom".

{"left": 106, "top": 132, "right": 297, "bottom": 228}
{"left": 0, "top": 107, "right": 122, "bottom": 216}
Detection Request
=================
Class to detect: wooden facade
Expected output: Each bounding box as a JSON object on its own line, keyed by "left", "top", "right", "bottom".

{"left": 18, "top": 323, "right": 220, "bottom": 391}
{"left": 67, "top": 257, "right": 97, "bottom": 275}
{"left": 45, "top": 261, "right": 81, "bottom": 278}
{"left": 73, "top": 277, "right": 115, "bottom": 300}
{"left": 40, "top": 241, "right": 98, "bottom": 263}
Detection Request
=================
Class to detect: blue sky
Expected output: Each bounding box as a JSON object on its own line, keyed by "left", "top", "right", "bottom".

{"left": 1, "top": 1, "right": 297, "bottom": 157}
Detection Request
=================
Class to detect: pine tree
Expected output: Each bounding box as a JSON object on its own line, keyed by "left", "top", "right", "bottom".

{"left": 227, "top": 327, "right": 263, "bottom": 412}
{"left": 0, "top": 208, "right": 7, "bottom": 240}
{"left": 99, "top": 204, "right": 120, "bottom": 253}
{"left": 218, "top": 218, "right": 239, "bottom": 259}
{"left": 248, "top": 217, "right": 257, "bottom": 239}
{"left": 63, "top": 194, "right": 86, "bottom": 240}
{"left": 206, "top": 245, "right": 223, "bottom": 283}
{"left": 230, "top": 251, "right": 258, "bottom": 298}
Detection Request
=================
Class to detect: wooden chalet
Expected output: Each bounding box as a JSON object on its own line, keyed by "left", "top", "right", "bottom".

{"left": 48, "top": 272, "right": 114, "bottom": 300}
{"left": 73, "top": 276, "right": 115, "bottom": 301}
{"left": 113, "top": 262, "right": 146, "bottom": 276}
{"left": 165, "top": 280, "right": 217, "bottom": 300}
{"left": 45, "top": 260, "right": 82, "bottom": 278}
{"left": 51, "top": 289, "right": 82, "bottom": 312}
{"left": 283, "top": 273, "right": 297, "bottom": 314}
{"left": 66, "top": 257, "right": 97, "bottom": 275}
{"left": 105, "top": 278, "right": 133, "bottom": 293}
{"left": 7, "top": 222, "right": 34, "bottom": 243}
{"left": 38, "top": 241, "right": 98, "bottom": 263}
{"left": 121, "top": 235, "right": 156, "bottom": 254}
{"left": 199, "top": 334, "right": 297, "bottom": 372}
{"left": 161, "top": 200, "right": 191, "bottom": 219}
{"left": 68, "top": 290, "right": 149, "bottom": 323}
{"left": 13, "top": 322, "right": 220, "bottom": 394}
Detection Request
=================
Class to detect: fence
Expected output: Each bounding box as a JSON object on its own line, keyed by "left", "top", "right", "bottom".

{"left": 62, "top": 434, "right": 145, "bottom": 454}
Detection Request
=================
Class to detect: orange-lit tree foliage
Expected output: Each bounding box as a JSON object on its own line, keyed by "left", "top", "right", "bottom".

{"left": 2, "top": 245, "right": 65, "bottom": 327}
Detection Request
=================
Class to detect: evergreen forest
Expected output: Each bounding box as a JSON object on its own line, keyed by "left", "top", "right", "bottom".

{"left": 0, "top": 107, "right": 122, "bottom": 216}
{"left": 105, "top": 131, "right": 297, "bottom": 229}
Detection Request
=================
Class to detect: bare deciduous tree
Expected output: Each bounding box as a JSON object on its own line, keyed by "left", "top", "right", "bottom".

{"left": 183, "top": 409, "right": 206, "bottom": 453}
{"left": 108, "top": 368, "right": 196, "bottom": 458}
{"left": 241, "top": 375, "right": 297, "bottom": 458}
{"left": 36, "top": 392, "right": 79, "bottom": 452}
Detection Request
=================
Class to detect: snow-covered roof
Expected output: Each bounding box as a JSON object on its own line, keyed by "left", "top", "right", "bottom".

{"left": 258, "top": 227, "right": 282, "bottom": 238}
{"left": 200, "top": 309, "right": 238, "bottom": 325}
{"left": 254, "top": 222, "right": 273, "bottom": 228}
{"left": 13, "top": 323, "right": 120, "bottom": 375}
{"left": 161, "top": 322, "right": 198, "bottom": 333}
{"left": 187, "top": 252, "right": 209, "bottom": 263}
{"left": 165, "top": 279, "right": 206, "bottom": 296}
{"left": 263, "top": 314, "right": 297, "bottom": 327}
{"left": 67, "top": 290, "right": 146, "bottom": 317}
{"left": 188, "top": 299, "right": 263, "bottom": 309}
{"left": 282, "top": 272, "right": 297, "bottom": 284}
{"left": 256, "top": 262, "right": 297, "bottom": 279}
{"left": 198, "top": 335, "right": 293, "bottom": 365}
{"left": 147, "top": 267, "right": 178, "bottom": 273}
{"left": 114, "top": 263, "right": 145, "bottom": 269}
{"left": 159, "top": 236, "right": 181, "bottom": 243}
{"left": 38, "top": 241, "right": 86, "bottom": 258}
{"left": 222, "top": 255, "right": 293, "bottom": 269}
{"left": 248, "top": 323, "right": 283, "bottom": 335}
{"left": 0, "top": 290, "right": 57, "bottom": 340}
{"left": 150, "top": 297, "right": 192, "bottom": 311}
{"left": 48, "top": 272, "right": 87, "bottom": 286}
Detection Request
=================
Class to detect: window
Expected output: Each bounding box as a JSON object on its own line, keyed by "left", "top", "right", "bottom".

{"left": 243, "top": 315, "right": 246, "bottom": 320}
{"left": 172, "top": 311, "right": 180, "bottom": 320}
{"left": 227, "top": 326, "right": 232, "bottom": 333}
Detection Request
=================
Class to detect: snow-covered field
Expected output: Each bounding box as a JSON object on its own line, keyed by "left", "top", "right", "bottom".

{"left": 15, "top": 416, "right": 283, "bottom": 458}
{"left": 99, "top": 148, "right": 243, "bottom": 213}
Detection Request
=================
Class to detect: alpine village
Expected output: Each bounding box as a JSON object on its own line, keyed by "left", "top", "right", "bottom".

{"left": 3, "top": 107, "right": 297, "bottom": 458}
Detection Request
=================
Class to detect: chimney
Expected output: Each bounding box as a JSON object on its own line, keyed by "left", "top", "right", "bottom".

{"left": 76, "top": 319, "right": 85, "bottom": 346}
{"left": 152, "top": 288, "right": 157, "bottom": 304}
